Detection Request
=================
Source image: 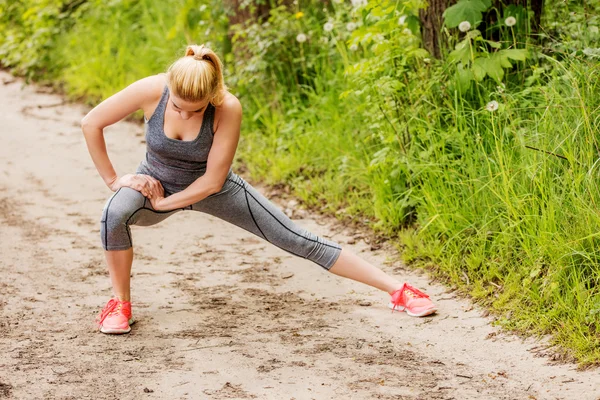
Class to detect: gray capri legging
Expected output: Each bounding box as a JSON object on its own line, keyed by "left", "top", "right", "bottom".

{"left": 100, "top": 171, "right": 343, "bottom": 270}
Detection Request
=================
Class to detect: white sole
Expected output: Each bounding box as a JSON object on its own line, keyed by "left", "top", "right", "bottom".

{"left": 388, "top": 302, "right": 437, "bottom": 317}
{"left": 100, "top": 318, "right": 135, "bottom": 334}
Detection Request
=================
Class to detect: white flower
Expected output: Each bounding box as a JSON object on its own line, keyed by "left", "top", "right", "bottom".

{"left": 458, "top": 21, "right": 471, "bottom": 32}
{"left": 324, "top": 22, "right": 334, "bottom": 32}
{"left": 485, "top": 100, "right": 499, "bottom": 112}
{"left": 349, "top": 43, "right": 358, "bottom": 51}
{"left": 398, "top": 15, "right": 407, "bottom": 25}
{"left": 296, "top": 33, "right": 307, "bottom": 43}
{"left": 346, "top": 22, "right": 357, "bottom": 32}
{"left": 505, "top": 16, "right": 516, "bottom": 27}
{"left": 373, "top": 33, "right": 385, "bottom": 43}
{"left": 351, "top": 0, "right": 367, "bottom": 8}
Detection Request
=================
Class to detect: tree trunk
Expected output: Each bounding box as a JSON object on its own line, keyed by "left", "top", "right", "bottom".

{"left": 419, "top": 0, "right": 455, "bottom": 59}
{"left": 223, "top": 0, "right": 295, "bottom": 26}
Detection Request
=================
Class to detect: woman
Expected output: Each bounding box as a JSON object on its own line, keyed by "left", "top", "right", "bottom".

{"left": 81, "top": 44, "right": 437, "bottom": 334}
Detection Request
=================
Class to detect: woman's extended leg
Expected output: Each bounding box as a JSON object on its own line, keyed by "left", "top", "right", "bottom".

{"left": 328, "top": 248, "right": 402, "bottom": 294}
{"left": 192, "top": 172, "right": 436, "bottom": 316}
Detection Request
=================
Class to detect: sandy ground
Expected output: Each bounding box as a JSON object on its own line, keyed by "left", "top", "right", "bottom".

{"left": 0, "top": 70, "right": 598, "bottom": 400}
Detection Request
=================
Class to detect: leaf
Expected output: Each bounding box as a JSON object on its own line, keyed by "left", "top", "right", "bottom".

{"left": 487, "top": 40, "right": 502, "bottom": 49}
{"left": 455, "top": 66, "right": 474, "bottom": 93}
{"left": 471, "top": 60, "right": 486, "bottom": 81}
{"left": 475, "top": 56, "right": 504, "bottom": 82}
{"left": 443, "top": 0, "right": 491, "bottom": 28}
{"left": 501, "top": 48, "right": 528, "bottom": 61}
{"left": 448, "top": 39, "right": 472, "bottom": 65}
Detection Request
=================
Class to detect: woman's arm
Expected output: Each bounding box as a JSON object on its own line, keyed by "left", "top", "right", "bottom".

{"left": 81, "top": 75, "right": 163, "bottom": 197}
{"left": 151, "top": 95, "right": 242, "bottom": 210}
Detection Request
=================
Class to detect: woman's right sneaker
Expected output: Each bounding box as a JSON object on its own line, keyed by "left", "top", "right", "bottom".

{"left": 96, "top": 298, "right": 134, "bottom": 334}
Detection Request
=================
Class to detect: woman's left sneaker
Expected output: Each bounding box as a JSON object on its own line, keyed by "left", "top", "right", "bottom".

{"left": 96, "top": 298, "right": 134, "bottom": 334}
{"left": 388, "top": 282, "right": 437, "bottom": 317}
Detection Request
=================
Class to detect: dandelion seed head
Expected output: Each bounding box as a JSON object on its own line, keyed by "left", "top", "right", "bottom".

{"left": 351, "top": 0, "right": 367, "bottom": 8}
{"left": 296, "top": 33, "right": 307, "bottom": 43}
{"left": 505, "top": 16, "right": 516, "bottom": 27}
{"left": 402, "top": 28, "right": 412, "bottom": 35}
{"left": 346, "top": 22, "right": 357, "bottom": 32}
{"left": 458, "top": 21, "right": 471, "bottom": 32}
{"left": 350, "top": 43, "right": 358, "bottom": 51}
{"left": 485, "top": 100, "right": 499, "bottom": 112}
{"left": 324, "top": 22, "right": 334, "bottom": 32}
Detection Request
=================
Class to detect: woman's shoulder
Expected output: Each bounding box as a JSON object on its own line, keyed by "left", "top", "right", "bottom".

{"left": 216, "top": 91, "right": 241, "bottom": 112}
{"left": 213, "top": 91, "right": 242, "bottom": 133}
{"left": 136, "top": 73, "right": 167, "bottom": 101}
{"left": 134, "top": 74, "right": 167, "bottom": 120}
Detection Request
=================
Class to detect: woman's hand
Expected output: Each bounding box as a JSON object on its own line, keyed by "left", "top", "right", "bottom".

{"left": 110, "top": 174, "right": 164, "bottom": 199}
{"left": 149, "top": 193, "right": 167, "bottom": 211}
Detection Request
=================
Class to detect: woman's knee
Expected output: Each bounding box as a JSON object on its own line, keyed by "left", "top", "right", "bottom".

{"left": 100, "top": 187, "right": 145, "bottom": 250}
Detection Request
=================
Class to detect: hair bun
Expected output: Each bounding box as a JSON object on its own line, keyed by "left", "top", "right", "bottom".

{"left": 185, "top": 44, "right": 206, "bottom": 60}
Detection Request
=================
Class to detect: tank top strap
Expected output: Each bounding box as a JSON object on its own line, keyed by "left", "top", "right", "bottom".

{"left": 157, "top": 84, "right": 169, "bottom": 115}
{"left": 202, "top": 102, "right": 216, "bottom": 136}
{"left": 144, "top": 84, "right": 169, "bottom": 123}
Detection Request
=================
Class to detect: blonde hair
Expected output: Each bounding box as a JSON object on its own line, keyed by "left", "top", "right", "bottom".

{"left": 166, "top": 44, "right": 227, "bottom": 106}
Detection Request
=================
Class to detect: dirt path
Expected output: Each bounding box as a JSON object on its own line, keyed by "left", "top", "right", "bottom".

{"left": 0, "top": 70, "right": 598, "bottom": 400}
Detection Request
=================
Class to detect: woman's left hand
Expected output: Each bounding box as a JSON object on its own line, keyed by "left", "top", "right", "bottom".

{"left": 145, "top": 178, "right": 166, "bottom": 210}
{"left": 149, "top": 194, "right": 167, "bottom": 211}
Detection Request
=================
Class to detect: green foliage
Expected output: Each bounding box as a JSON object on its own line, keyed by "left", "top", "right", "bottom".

{"left": 443, "top": 0, "right": 531, "bottom": 93}
{"left": 449, "top": 31, "right": 528, "bottom": 89}
{"left": 443, "top": 0, "right": 491, "bottom": 27}
{"left": 0, "top": 0, "right": 81, "bottom": 81}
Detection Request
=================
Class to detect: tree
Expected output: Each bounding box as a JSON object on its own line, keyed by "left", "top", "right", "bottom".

{"left": 419, "top": 0, "right": 544, "bottom": 59}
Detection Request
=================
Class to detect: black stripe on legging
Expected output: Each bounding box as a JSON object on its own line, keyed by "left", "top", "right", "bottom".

{"left": 243, "top": 181, "right": 268, "bottom": 241}
{"left": 103, "top": 188, "right": 123, "bottom": 250}
{"left": 228, "top": 178, "right": 342, "bottom": 251}
{"left": 123, "top": 199, "right": 187, "bottom": 247}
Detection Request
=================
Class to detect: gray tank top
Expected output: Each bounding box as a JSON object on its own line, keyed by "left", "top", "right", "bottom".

{"left": 136, "top": 84, "right": 232, "bottom": 195}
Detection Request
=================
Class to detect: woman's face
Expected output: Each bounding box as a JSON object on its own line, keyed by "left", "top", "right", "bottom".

{"left": 169, "top": 95, "right": 209, "bottom": 120}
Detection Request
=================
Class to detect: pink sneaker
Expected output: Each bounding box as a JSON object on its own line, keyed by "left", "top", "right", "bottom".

{"left": 388, "top": 282, "right": 437, "bottom": 317}
{"left": 96, "top": 298, "right": 134, "bottom": 334}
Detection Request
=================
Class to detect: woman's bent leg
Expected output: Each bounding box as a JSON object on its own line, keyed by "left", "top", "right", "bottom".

{"left": 105, "top": 248, "right": 134, "bottom": 301}
{"left": 99, "top": 187, "right": 182, "bottom": 300}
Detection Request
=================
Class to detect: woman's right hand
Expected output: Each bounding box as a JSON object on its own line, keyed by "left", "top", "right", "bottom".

{"left": 110, "top": 174, "right": 164, "bottom": 198}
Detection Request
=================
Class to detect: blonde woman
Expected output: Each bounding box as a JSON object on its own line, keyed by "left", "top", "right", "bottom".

{"left": 81, "top": 44, "right": 437, "bottom": 334}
